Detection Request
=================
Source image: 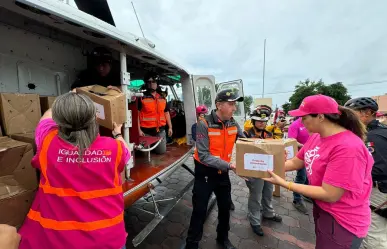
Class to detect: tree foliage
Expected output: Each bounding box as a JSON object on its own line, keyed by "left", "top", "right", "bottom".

{"left": 283, "top": 79, "right": 351, "bottom": 113}
{"left": 243, "top": 96, "right": 253, "bottom": 116}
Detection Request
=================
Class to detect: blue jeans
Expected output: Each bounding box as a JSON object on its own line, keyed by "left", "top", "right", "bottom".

{"left": 293, "top": 168, "right": 308, "bottom": 202}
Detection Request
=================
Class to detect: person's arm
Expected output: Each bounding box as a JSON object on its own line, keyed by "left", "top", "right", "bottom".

{"left": 368, "top": 132, "right": 387, "bottom": 181}
{"left": 137, "top": 99, "right": 145, "bottom": 136}
{"left": 196, "top": 120, "right": 230, "bottom": 171}
{"left": 191, "top": 123, "right": 197, "bottom": 142}
{"left": 112, "top": 122, "right": 130, "bottom": 174}
{"left": 165, "top": 112, "right": 172, "bottom": 130}
{"left": 164, "top": 102, "right": 173, "bottom": 136}
{"left": 276, "top": 180, "right": 345, "bottom": 203}
{"left": 285, "top": 156, "right": 304, "bottom": 172}
{"left": 265, "top": 145, "right": 367, "bottom": 203}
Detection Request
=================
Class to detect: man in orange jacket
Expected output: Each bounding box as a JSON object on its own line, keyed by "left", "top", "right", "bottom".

{"left": 138, "top": 73, "right": 172, "bottom": 154}
{"left": 183, "top": 90, "right": 244, "bottom": 249}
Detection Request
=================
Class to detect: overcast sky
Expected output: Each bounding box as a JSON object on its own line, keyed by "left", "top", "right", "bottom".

{"left": 71, "top": 0, "right": 387, "bottom": 107}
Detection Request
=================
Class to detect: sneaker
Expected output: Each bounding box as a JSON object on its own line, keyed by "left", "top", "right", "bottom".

{"left": 250, "top": 224, "right": 264, "bottom": 236}
{"left": 216, "top": 239, "right": 237, "bottom": 249}
{"left": 293, "top": 201, "right": 308, "bottom": 214}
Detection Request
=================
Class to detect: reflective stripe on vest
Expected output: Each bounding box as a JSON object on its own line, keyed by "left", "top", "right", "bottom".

{"left": 28, "top": 129, "right": 124, "bottom": 231}
{"left": 139, "top": 94, "right": 167, "bottom": 129}
{"left": 193, "top": 117, "right": 237, "bottom": 164}
{"left": 27, "top": 210, "right": 123, "bottom": 231}
{"left": 38, "top": 130, "right": 123, "bottom": 199}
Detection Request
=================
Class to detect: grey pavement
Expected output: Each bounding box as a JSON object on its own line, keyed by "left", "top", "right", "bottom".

{"left": 124, "top": 157, "right": 315, "bottom": 249}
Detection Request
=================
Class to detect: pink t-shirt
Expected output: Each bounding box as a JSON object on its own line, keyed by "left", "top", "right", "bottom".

{"left": 297, "top": 131, "right": 373, "bottom": 238}
{"left": 288, "top": 118, "right": 309, "bottom": 145}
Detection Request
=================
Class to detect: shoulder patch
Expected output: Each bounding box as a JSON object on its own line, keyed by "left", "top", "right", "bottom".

{"left": 366, "top": 142, "right": 375, "bottom": 153}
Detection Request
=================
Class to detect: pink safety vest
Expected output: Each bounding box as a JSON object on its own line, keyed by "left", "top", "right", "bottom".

{"left": 18, "top": 130, "right": 127, "bottom": 249}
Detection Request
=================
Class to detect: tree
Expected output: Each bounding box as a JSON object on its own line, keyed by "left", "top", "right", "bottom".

{"left": 243, "top": 96, "right": 253, "bottom": 116}
{"left": 287, "top": 79, "right": 351, "bottom": 111}
{"left": 282, "top": 102, "right": 291, "bottom": 114}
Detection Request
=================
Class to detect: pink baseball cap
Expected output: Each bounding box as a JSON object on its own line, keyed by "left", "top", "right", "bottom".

{"left": 288, "top": 94, "right": 340, "bottom": 117}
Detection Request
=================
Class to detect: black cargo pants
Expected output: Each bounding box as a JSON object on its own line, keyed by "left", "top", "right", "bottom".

{"left": 186, "top": 160, "right": 232, "bottom": 248}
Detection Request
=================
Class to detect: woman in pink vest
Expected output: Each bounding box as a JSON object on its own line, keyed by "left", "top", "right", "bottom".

{"left": 263, "top": 95, "right": 373, "bottom": 249}
{"left": 18, "top": 92, "right": 130, "bottom": 249}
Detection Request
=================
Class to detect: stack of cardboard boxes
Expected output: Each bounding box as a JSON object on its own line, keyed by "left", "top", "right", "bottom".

{"left": 0, "top": 86, "right": 126, "bottom": 227}
{"left": 0, "top": 93, "right": 55, "bottom": 228}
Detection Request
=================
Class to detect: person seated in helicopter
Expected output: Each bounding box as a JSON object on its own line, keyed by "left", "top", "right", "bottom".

{"left": 71, "top": 47, "right": 121, "bottom": 92}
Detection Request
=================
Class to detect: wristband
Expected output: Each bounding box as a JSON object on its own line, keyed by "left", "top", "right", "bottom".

{"left": 287, "top": 182, "right": 293, "bottom": 191}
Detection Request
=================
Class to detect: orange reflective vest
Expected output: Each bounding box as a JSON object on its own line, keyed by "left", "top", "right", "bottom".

{"left": 139, "top": 93, "right": 167, "bottom": 129}
{"left": 26, "top": 129, "right": 124, "bottom": 232}
{"left": 193, "top": 113, "right": 238, "bottom": 164}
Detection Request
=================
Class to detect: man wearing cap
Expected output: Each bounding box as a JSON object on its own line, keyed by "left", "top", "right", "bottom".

{"left": 345, "top": 97, "right": 387, "bottom": 249}
{"left": 137, "top": 73, "right": 172, "bottom": 155}
{"left": 71, "top": 47, "right": 121, "bottom": 91}
{"left": 183, "top": 89, "right": 245, "bottom": 249}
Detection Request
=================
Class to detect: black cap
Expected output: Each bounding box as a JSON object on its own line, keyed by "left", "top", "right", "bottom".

{"left": 215, "top": 89, "right": 244, "bottom": 103}
{"left": 143, "top": 72, "right": 160, "bottom": 83}
{"left": 91, "top": 47, "right": 113, "bottom": 63}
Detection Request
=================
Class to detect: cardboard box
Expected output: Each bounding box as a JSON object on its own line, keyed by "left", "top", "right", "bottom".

{"left": 0, "top": 189, "right": 36, "bottom": 228}
{"left": 0, "top": 137, "right": 38, "bottom": 191}
{"left": 0, "top": 93, "right": 41, "bottom": 135}
{"left": 0, "top": 137, "right": 38, "bottom": 227}
{"left": 235, "top": 138, "right": 298, "bottom": 179}
{"left": 40, "top": 96, "right": 56, "bottom": 115}
{"left": 10, "top": 133, "right": 36, "bottom": 154}
{"left": 76, "top": 85, "right": 126, "bottom": 130}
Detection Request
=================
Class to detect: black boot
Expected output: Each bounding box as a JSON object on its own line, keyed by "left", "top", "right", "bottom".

{"left": 181, "top": 241, "right": 198, "bottom": 249}
{"left": 251, "top": 224, "right": 264, "bottom": 236}
{"left": 216, "top": 238, "right": 237, "bottom": 249}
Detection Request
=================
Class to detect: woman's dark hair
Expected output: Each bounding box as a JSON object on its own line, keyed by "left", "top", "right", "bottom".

{"left": 312, "top": 106, "right": 366, "bottom": 141}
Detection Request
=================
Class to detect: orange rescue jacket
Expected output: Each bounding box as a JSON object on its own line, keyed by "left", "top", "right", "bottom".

{"left": 139, "top": 93, "right": 167, "bottom": 129}
{"left": 193, "top": 113, "right": 238, "bottom": 164}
